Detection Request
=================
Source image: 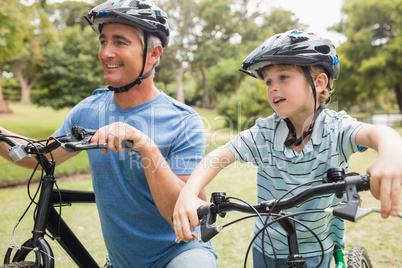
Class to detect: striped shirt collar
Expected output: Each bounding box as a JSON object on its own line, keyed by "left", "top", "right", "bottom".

{"left": 273, "top": 111, "right": 326, "bottom": 152}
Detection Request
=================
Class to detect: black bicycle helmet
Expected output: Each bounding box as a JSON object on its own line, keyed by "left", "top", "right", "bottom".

{"left": 85, "top": 0, "right": 170, "bottom": 47}
{"left": 240, "top": 29, "right": 339, "bottom": 81}
{"left": 239, "top": 30, "right": 340, "bottom": 147}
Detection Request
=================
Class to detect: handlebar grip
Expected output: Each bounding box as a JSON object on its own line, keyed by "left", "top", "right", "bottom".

{"left": 197, "top": 205, "right": 221, "bottom": 242}
{"left": 121, "top": 140, "right": 134, "bottom": 149}
{"left": 63, "top": 142, "right": 107, "bottom": 151}
{"left": 197, "top": 205, "right": 211, "bottom": 220}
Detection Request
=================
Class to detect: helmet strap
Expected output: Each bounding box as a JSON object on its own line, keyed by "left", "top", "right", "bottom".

{"left": 284, "top": 66, "right": 328, "bottom": 147}
{"left": 108, "top": 32, "right": 152, "bottom": 93}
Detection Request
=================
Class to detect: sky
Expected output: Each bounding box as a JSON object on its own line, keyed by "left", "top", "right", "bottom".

{"left": 263, "top": 0, "right": 347, "bottom": 45}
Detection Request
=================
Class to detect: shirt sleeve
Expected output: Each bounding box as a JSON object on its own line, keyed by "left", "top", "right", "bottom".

{"left": 337, "top": 111, "right": 368, "bottom": 161}
{"left": 226, "top": 125, "right": 264, "bottom": 165}
{"left": 167, "top": 113, "right": 206, "bottom": 175}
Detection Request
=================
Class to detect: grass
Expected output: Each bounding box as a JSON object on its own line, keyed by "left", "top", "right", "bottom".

{"left": 0, "top": 103, "right": 401, "bottom": 267}
{"left": 0, "top": 179, "right": 106, "bottom": 267}
{"left": 0, "top": 103, "right": 90, "bottom": 187}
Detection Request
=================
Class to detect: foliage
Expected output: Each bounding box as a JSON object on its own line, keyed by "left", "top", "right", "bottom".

{"left": 0, "top": 1, "right": 34, "bottom": 63}
{"left": 215, "top": 7, "right": 305, "bottom": 128}
{"left": 1, "top": 0, "right": 400, "bottom": 117}
{"left": 35, "top": 25, "right": 104, "bottom": 110}
{"left": 333, "top": 0, "right": 402, "bottom": 113}
{"left": 217, "top": 76, "right": 273, "bottom": 130}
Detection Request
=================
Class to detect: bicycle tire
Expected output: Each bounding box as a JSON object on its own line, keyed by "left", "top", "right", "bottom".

{"left": 0, "top": 261, "right": 35, "bottom": 268}
{"left": 4, "top": 238, "right": 53, "bottom": 268}
{"left": 346, "top": 245, "right": 373, "bottom": 268}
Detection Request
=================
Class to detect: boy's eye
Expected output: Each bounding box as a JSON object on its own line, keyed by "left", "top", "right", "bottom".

{"left": 280, "top": 75, "right": 288, "bottom": 80}
{"left": 266, "top": 80, "right": 272, "bottom": 86}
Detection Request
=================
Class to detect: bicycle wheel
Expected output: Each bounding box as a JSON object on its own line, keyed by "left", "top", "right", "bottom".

{"left": 346, "top": 245, "right": 372, "bottom": 268}
{"left": 0, "top": 261, "right": 35, "bottom": 268}
{"left": 3, "top": 238, "right": 54, "bottom": 268}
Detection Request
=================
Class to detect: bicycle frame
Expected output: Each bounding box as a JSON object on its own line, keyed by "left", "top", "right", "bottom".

{"left": 2, "top": 140, "right": 100, "bottom": 268}
{"left": 4, "top": 165, "right": 99, "bottom": 267}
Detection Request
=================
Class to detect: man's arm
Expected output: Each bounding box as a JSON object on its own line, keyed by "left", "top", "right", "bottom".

{"left": 90, "top": 122, "right": 206, "bottom": 226}
{"left": 0, "top": 127, "right": 78, "bottom": 169}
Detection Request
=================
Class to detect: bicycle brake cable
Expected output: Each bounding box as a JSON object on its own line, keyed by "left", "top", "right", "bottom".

{"left": 258, "top": 179, "right": 323, "bottom": 267}
{"left": 225, "top": 196, "right": 276, "bottom": 268}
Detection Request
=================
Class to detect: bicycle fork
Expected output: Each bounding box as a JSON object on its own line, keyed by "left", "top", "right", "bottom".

{"left": 4, "top": 173, "right": 56, "bottom": 267}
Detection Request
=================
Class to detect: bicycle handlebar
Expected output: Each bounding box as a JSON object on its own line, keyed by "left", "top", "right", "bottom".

{"left": 0, "top": 126, "right": 134, "bottom": 163}
{"left": 196, "top": 168, "right": 372, "bottom": 242}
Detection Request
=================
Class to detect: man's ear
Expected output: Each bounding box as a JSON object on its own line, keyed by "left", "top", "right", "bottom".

{"left": 148, "top": 45, "right": 163, "bottom": 65}
{"left": 315, "top": 73, "right": 328, "bottom": 94}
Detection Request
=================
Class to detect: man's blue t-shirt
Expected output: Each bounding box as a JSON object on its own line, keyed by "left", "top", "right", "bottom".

{"left": 55, "top": 90, "right": 208, "bottom": 267}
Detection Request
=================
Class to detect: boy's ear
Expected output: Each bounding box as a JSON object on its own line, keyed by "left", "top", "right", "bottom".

{"left": 315, "top": 73, "right": 328, "bottom": 94}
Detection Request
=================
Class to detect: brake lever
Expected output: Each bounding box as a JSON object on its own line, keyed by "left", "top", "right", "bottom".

{"left": 325, "top": 206, "right": 402, "bottom": 221}
{"left": 62, "top": 136, "right": 107, "bottom": 151}
{"left": 70, "top": 126, "right": 97, "bottom": 141}
{"left": 355, "top": 207, "right": 402, "bottom": 220}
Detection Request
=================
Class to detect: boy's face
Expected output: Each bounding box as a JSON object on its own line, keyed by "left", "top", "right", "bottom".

{"left": 98, "top": 23, "right": 145, "bottom": 88}
{"left": 262, "top": 65, "right": 315, "bottom": 123}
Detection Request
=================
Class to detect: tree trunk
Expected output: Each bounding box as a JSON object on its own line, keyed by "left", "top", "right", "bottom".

{"left": 14, "top": 68, "right": 34, "bottom": 104}
{"left": 11, "top": 61, "right": 35, "bottom": 104}
{"left": 395, "top": 84, "right": 402, "bottom": 114}
{"left": 0, "top": 66, "right": 13, "bottom": 114}
{"left": 200, "top": 63, "right": 212, "bottom": 109}
{"left": 175, "top": 66, "right": 185, "bottom": 103}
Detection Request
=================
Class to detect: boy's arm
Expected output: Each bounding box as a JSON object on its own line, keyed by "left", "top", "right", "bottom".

{"left": 355, "top": 124, "right": 402, "bottom": 218}
{"left": 173, "top": 146, "right": 236, "bottom": 242}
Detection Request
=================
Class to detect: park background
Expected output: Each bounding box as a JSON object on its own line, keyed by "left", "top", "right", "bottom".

{"left": 1, "top": 0, "right": 401, "bottom": 267}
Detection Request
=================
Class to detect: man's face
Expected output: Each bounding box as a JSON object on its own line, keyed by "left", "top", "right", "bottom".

{"left": 98, "top": 23, "right": 143, "bottom": 88}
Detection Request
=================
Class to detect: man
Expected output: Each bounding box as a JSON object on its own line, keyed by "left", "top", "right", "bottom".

{"left": 0, "top": 0, "right": 217, "bottom": 267}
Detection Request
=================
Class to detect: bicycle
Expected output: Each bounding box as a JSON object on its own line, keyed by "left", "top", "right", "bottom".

{"left": 195, "top": 168, "right": 401, "bottom": 268}
{"left": 0, "top": 126, "right": 130, "bottom": 268}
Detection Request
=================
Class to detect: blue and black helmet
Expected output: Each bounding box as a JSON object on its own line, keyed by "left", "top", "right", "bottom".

{"left": 240, "top": 30, "right": 340, "bottom": 80}
{"left": 84, "top": 0, "right": 170, "bottom": 47}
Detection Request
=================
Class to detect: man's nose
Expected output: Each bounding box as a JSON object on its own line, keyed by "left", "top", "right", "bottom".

{"left": 99, "top": 43, "right": 115, "bottom": 58}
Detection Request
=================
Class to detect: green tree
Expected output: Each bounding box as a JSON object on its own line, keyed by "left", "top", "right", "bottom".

{"left": 45, "top": 0, "right": 93, "bottom": 30}
{"left": 216, "top": 7, "right": 306, "bottom": 128}
{"left": 158, "top": 0, "right": 199, "bottom": 103}
{"left": 35, "top": 25, "right": 104, "bottom": 109}
{"left": 333, "top": 0, "right": 402, "bottom": 113}
{"left": 0, "top": 0, "right": 34, "bottom": 112}
{"left": 191, "top": 0, "right": 241, "bottom": 108}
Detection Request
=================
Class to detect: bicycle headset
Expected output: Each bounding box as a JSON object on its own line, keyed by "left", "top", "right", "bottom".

{"left": 84, "top": 0, "right": 170, "bottom": 93}
{"left": 239, "top": 29, "right": 340, "bottom": 147}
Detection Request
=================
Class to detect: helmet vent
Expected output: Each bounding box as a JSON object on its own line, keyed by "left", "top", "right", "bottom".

{"left": 129, "top": 1, "right": 137, "bottom": 7}
{"left": 315, "top": 45, "right": 330, "bottom": 54}
{"left": 290, "top": 35, "right": 308, "bottom": 44}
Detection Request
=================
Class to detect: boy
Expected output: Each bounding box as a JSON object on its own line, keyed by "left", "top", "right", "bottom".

{"left": 173, "top": 30, "right": 402, "bottom": 267}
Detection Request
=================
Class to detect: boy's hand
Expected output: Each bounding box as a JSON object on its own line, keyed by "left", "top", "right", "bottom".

{"left": 367, "top": 149, "right": 402, "bottom": 218}
{"left": 173, "top": 191, "right": 206, "bottom": 243}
